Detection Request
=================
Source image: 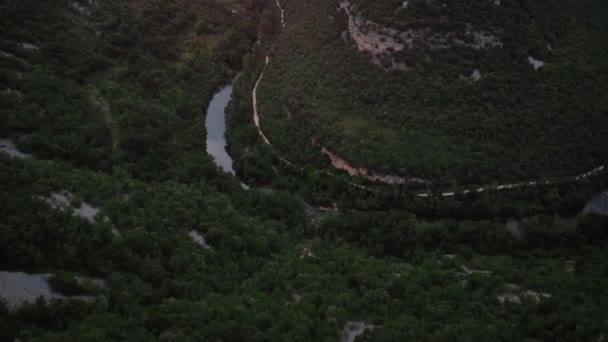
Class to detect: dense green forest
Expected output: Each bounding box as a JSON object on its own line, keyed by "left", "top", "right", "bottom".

{"left": 238, "top": 0, "right": 608, "bottom": 186}
{"left": 0, "top": 155, "right": 608, "bottom": 341}
{"left": 0, "top": 0, "right": 253, "bottom": 181}
{"left": 1, "top": 0, "right": 608, "bottom": 341}
{"left": 225, "top": 0, "right": 608, "bottom": 213}
{"left": 2, "top": 155, "right": 608, "bottom": 340}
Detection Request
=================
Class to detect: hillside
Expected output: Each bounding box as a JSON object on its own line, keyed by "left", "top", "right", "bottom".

{"left": 0, "top": 0, "right": 252, "bottom": 181}
{"left": 251, "top": 0, "right": 608, "bottom": 186}
{"left": 1, "top": 0, "right": 608, "bottom": 341}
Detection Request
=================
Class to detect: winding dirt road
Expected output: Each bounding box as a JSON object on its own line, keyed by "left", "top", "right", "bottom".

{"left": 250, "top": 0, "right": 605, "bottom": 198}
{"left": 252, "top": 56, "right": 272, "bottom": 146}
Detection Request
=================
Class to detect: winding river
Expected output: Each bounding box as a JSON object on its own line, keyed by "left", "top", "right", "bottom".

{"left": 205, "top": 81, "right": 237, "bottom": 175}
{"left": 202, "top": 0, "right": 606, "bottom": 206}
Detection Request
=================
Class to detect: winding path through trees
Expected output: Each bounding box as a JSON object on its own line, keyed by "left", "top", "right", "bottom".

{"left": 250, "top": 0, "right": 605, "bottom": 197}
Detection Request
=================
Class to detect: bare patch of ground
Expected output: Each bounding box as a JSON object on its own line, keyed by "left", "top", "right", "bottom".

{"left": 497, "top": 284, "right": 551, "bottom": 304}
{"left": 341, "top": 321, "right": 375, "bottom": 342}
{"left": 470, "top": 69, "right": 481, "bottom": 81}
{"left": 111, "top": 227, "right": 121, "bottom": 237}
{"left": 0, "top": 271, "right": 100, "bottom": 310}
{"left": 39, "top": 190, "right": 122, "bottom": 236}
{"left": 40, "top": 191, "right": 103, "bottom": 222}
{"left": 19, "top": 42, "right": 39, "bottom": 51}
{"left": 312, "top": 137, "right": 429, "bottom": 185}
{"left": 300, "top": 246, "right": 318, "bottom": 259}
{"left": 528, "top": 55, "right": 544, "bottom": 70}
{"left": 460, "top": 265, "right": 492, "bottom": 275}
{"left": 0, "top": 139, "right": 32, "bottom": 159}
{"left": 189, "top": 230, "right": 212, "bottom": 250}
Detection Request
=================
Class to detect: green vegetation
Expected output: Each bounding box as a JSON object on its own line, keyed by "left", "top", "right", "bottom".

{"left": 2, "top": 156, "right": 608, "bottom": 341}
{"left": 0, "top": 0, "right": 252, "bottom": 181}
{"left": 1, "top": 0, "right": 608, "bottom": 341}
{"left": 223, "top": 0, "right": 608, "bottom": 224}
{"left": 243, "top": 0, "right": 608, "bottom": 186}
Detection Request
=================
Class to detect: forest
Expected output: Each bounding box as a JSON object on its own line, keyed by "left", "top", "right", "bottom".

{"left": 0, "top": 0, "right": 253, "bottom": 182}
{"left": 237, "top": 0, "right": 608, "bottom": 187}
{"left": 2, "top": 154, "right": 608, "bottom": 341}
{"left": 1, "top": 0, "right": 608, "bottom": 341}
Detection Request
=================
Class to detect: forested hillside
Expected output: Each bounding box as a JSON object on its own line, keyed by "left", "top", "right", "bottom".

{"left": 1, "top": 0, "right": 608, "bottom": 341}
{"left": 246, "top": 0, "right": 608, "bottom": 186}
{"left": 0, "top": 0, "right": 253, "bottom": 181}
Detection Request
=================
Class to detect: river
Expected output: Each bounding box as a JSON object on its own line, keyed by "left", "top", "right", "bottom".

{"left": 203, "top": 78, "right": 605, "bottom": 217}
{"left": 204, "top": 0, "right": 606, "bottom": 212}
{"left": 205, "top": 82, "right": 237, "bottom": 175}
{"left": 203, "top": 79, "right": 330, "bottom": 220}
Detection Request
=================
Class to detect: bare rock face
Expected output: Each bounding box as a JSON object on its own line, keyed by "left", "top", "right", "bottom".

{"left": 497, "top": 284, "right": 551, "bottom": 305}
{"left": 339, "top": 1, "right": 502, "bottom": 71}
{"left": 36, "top": 190, "right": 123, "bottom": 237}
{"left": 40, "top": 191, "right": 102, "bottom": 222}
{"left": 528, "top": 56, "right": 545, "bottom": 70}
{"left": 0, "top": 271, "right": 101, "bottom": 310}
{"left": 341, "top": 321, "right": 375, "bottom": 342}
{"left": 0, "top": 139, "right": 32, "bottom": 159}
{"left": 189, "top": 230, "right": 212, "bottom": 250}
